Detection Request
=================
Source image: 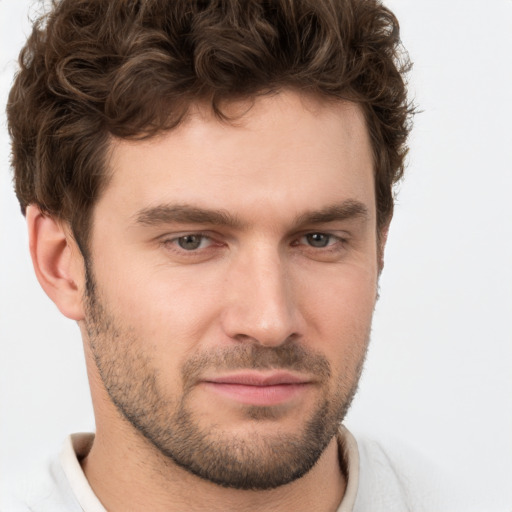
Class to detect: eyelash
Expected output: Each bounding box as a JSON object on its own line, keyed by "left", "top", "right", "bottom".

{"left": 161, "top": 232, "right": 217, "bottom": 252}
{"left": 160, "top": 232, "right": 347, "bottom": 254}
{"left": 295, "top": 233, "right": 344, "bottom": 249}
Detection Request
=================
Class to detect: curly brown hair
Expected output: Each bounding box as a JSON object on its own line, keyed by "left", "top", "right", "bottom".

{"left": 7, "top": 0, "right": 414, "bottom": 255}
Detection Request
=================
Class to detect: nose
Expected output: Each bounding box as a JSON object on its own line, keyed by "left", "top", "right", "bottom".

{"left": 220, "top": 244, "right": 302, "bottom": 347}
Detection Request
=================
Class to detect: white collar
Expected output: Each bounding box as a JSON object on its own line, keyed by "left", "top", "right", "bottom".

{"left": 60, "top": 426, "right": 360, "bottom": 512}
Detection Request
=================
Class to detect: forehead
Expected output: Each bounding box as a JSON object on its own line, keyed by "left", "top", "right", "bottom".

{"left": 100, "top": 91, "right": 375, "bottom": 226}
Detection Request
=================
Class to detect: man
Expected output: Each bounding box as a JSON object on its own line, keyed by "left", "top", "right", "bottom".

{"left": 3, "top": 0, "right": 455, "bottom": 510}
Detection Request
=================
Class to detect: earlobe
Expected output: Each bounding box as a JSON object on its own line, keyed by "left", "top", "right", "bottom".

{"left": 26, "top": 205, "right": 85, "bottom": 321}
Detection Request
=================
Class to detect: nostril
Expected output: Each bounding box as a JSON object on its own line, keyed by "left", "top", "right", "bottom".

{"left": 233, "top": 332, "right": 299, "bottom": 346}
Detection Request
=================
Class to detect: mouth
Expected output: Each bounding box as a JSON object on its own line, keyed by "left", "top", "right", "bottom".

{"left": 200, "top": 371, "right": 313, "bottom": 406}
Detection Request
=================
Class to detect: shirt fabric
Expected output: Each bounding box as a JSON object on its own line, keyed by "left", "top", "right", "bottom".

{"left": 1, "top": 426, "right": 459, "bottom": 511}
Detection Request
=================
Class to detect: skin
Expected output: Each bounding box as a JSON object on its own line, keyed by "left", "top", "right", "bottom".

{"left": 28, "top": 90, "right": 382, "bottom": 512}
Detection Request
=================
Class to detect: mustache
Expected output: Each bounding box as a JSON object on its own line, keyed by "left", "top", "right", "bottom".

{"left": 181, "top": 342, "right": 331, "bottom": 385}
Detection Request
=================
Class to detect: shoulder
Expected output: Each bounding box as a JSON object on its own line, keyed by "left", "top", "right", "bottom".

{"left": 344, "top": 429, "right": 474, "bottom": 512}
{"left": 0, "top": 435, "right": 91, "bottom": 512}
{"left": 355, "top": 435, "right": 440, "bottom": 511}
{"left": 1, "top": 459, "right": 80, "bottom": 512}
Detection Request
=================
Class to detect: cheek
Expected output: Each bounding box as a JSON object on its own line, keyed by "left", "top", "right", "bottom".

{"left": 96, "top": 261, "right": 226, "bottom": 356}
{"left": 296, "top": 264, "right": 377, "bottom": 364}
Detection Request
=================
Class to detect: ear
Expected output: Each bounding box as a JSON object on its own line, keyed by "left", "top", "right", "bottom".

{"left": 26, "top": 205, "right": 85, "bottom": 321}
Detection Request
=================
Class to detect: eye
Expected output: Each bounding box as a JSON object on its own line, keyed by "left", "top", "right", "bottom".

{"left": 176, "top": 234, "right": 210, "bottom": 251}
{"left": 303, "top": 233, "right": 336, "bottom": 248}
{"left": 159, "top": 232, "right": 224, "bottom": 263}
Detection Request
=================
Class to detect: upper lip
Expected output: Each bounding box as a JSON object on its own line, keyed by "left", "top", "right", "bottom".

{"left": 203, "top": 371, "right": 311, "bottom": 386}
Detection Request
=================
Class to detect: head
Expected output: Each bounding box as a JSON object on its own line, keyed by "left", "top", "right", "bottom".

{"left": 7, "top": 0, "right": 413, "bottom": 491}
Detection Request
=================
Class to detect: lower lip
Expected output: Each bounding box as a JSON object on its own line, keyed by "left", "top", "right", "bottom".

{"left": 202, "top": 382, "right": 310, "bottom": 406}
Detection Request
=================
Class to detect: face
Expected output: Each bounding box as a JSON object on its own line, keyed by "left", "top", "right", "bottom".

{"left": 82, "top": 91, "right": 379, "bottom": 490}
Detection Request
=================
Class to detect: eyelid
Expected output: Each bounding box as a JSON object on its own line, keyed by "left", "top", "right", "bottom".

{"left": 159, "top": 229, "right": 214, "bottom": 240}
{"left": 294, "top": 230, "right": 349, "bottom": 244}
{"left": 304, "top": 233, "right": 337, "bottom": 246}
{"left": 159, "top": 231, "right": 215, "bottom": 250}
{"left": 157, "top": 229, "right": 349, "bottom": 255}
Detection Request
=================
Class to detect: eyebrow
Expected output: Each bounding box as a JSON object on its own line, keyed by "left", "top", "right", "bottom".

{"left": 294, "top": 200, "right": 369, "bottom": 226}
{"left": 134, "top": 204, "right": 245, "bottom": 229}
{"left": 134, "top": 200, "right": 369, "bottom": 229}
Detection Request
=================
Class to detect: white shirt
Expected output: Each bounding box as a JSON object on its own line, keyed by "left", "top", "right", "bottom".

{"left": 1, "top": 427, "right": 464, "bottom": 511}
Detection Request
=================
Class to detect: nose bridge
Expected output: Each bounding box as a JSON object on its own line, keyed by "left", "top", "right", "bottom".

{"left": 222, "top": 241, "right": 299, "bottom": 346}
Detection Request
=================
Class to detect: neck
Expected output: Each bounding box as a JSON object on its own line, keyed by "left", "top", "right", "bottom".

{"left": 81, "top": 424, "right": 346, "bottom": 512}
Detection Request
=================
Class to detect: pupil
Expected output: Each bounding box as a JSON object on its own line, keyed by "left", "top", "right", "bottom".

{"left": 307, "top": 233, "right": 329, "bottom": 248}
{"left": 178, "top": 235, "right": 202, "bottom": 250}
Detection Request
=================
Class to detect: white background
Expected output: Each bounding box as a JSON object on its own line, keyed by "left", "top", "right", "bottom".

{"left": 1, "top": 0, "right": 511, "bottom": 508}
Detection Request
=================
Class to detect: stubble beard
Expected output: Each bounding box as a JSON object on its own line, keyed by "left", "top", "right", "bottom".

{"left": 84, "top": 273, "right": 369, "bottom": 490}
